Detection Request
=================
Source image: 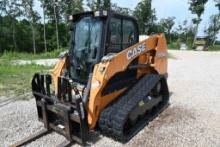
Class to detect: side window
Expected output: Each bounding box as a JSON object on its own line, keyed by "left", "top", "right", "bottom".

{"left": 107, "top": 18, "right": 122, "bottom": 53}
{"left": 122, "top": 20, "right": 136, "bottom": 49}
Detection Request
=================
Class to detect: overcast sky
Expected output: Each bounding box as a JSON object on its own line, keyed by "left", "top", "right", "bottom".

{"left": 35, "top": 0, "right": 220, "bottom": 39}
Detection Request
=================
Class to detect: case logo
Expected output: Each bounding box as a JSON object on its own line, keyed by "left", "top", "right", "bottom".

{"left": 127, "top": 43, "right": 146, "bottom": 60}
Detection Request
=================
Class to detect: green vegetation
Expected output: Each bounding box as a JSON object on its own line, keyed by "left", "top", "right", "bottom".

{"left": 208, "top": 45, "right": 220, "bottom": 51}
{"left": 0, "top": 48, "right": 64, "bottom": 99}
{"left": 168, "top": 42, "right": 180, "bottom": 50}
{"left": 0, "top": 60, "right": 51, "bottom": 100}
{"left": 189, "top": 0, "right": 208, "bottom": 47}
{"left": 168, "top": 41, "right": 193, "bottom": 50}
{"left": 168, "top": 42, "right": 220, "bottom": 51}
{"left": 0, "top": 48, "right": 65, "bottom": 60}
{"left": 168, "top": 52, "right": 177, "bottom": 59}
{"left": 0, "top": 48, "right": 63, "bottom": 99}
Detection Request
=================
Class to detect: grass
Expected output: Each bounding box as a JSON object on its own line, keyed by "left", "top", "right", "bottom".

{"left": 0, "top": 60, "right": 51, "bottom": 100}
{"left": 168, "top": 42, "right": 180, "bottom": 50}
{"left": 208, "top": 45, "right": 220, "bottom": 51}
{"left": 0, "top": 48, "right": 66, "bottom": 60}
{"left": 168, "top": 41, "right": 220, "bottom": 51}
{"left": 0, "top": 49, "right": 65, "bottom": 99}
{"left": 168, "top": 42, "right": 194, "bottom": 50}
{"left": 168, "top": 52, "right": 177, "bottom": 59}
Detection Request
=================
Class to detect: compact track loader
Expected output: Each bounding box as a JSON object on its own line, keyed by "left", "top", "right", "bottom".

{"left": 11, "top": 11, "right": 169, "bottom": 146}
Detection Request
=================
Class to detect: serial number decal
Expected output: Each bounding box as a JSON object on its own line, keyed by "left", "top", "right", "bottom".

{"left": 127, "top": 43, "right": 146, "bottom": 60}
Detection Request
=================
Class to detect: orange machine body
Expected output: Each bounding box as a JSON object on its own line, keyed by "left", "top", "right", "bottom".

{"left": 51, "top": 34, "right": 168, "bottom": 129}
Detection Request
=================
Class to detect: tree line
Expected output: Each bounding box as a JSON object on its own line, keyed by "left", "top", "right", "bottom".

{"left": 0, "top": 0, "right": 220, "bottom": 54}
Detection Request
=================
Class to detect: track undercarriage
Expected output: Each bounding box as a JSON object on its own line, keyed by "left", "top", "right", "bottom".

{"left": 99, "top": 74, "right": 169, "bottom": 141}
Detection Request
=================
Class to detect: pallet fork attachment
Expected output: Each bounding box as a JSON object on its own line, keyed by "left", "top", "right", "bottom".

{"left": 10, "top": 73, "right": 88, "bottom": 146}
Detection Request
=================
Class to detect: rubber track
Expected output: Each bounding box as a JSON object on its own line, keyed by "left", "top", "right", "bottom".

{"left": 99, "top": 74, "right": 169, "bottom": 141}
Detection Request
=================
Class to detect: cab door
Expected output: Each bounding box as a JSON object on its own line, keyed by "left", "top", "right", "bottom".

{"left": 102, "top": 15, "right": 139, "bottom": 96}
{"left": 105, "top": 15, "right": 139, "bottom": 54}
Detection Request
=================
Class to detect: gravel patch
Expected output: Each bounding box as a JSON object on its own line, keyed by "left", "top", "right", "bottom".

{"left": 0, "top": 50, "right": 220, "bottom": 147}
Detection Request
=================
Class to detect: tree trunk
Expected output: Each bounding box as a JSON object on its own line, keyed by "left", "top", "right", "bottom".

{"left": 65, "top": 15, "right": 69, "bottom": 45}
{"left": 212, "top": 39, "right": 216, "bottom": 46}
{"left": 43, "top": 6, "right": 47, "bottom": 52}
{"left": 12, "top": 21, "right": 17, "bottom": 51}
{"left": 53, "top": 3, "right": 59, "bottom": 49}
{"left": 97, "top": 0, "right": 101, "bottom": 10}
{"left": 212, "top": 18, "right": 217, "bottom": 46}
{"left": 168, "top": 30, "right": 171, "bottom": 43}
{"left": 192, "top": 23, "right": 199, "bottom": 48}
{"left": 30, "top": 22, "right": 36, "bottom": 54}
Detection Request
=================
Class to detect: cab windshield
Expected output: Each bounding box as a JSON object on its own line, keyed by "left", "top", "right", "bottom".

{"left": 70, "top": 16, "right": 103, "bottom": 82}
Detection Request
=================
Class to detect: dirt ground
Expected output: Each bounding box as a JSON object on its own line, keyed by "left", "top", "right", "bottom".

{"left": 0, "top": 50, "right": 220, "bottom": 147}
